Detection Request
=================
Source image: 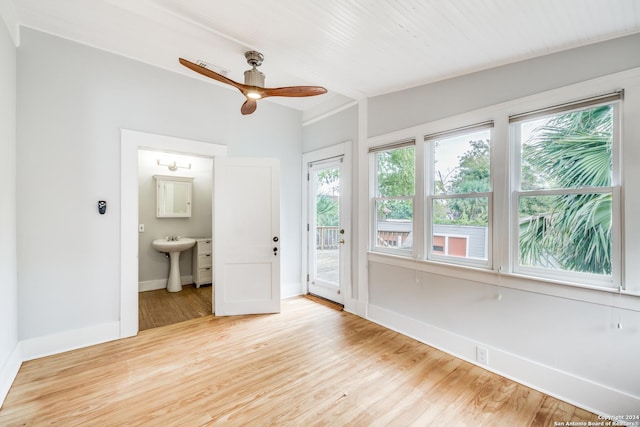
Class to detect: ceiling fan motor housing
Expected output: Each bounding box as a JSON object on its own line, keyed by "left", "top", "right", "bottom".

{"left": 244, "top": 51, "right": 265, "bottom": 87}
{"left": 244, "top": 68, "right": 265, "bottom": 87}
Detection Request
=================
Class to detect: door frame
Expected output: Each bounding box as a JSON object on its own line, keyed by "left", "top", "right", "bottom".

{"left": 120, "top": 129, "right": 227, "bottom": 338}
{"left": 301, "top": 141, "right": 352, "bottom": 304}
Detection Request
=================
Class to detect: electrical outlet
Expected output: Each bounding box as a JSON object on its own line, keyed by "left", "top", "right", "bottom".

{"left": 476, "top": 346, "right": 489, "bottom": 365}
{"left": 138, "top": 224, "right": 145, "bottom": 232}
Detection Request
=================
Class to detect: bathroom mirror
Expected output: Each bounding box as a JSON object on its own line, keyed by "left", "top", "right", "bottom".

{"left": 154, "top": 175, "right": 194, "bottom": 218}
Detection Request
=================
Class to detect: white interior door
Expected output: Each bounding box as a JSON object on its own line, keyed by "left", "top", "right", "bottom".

{"left": 214, "top": 157, "right": 280, "bottom": 315}
{"left": 308, "top": 157, "right": 348, "bottom": 304}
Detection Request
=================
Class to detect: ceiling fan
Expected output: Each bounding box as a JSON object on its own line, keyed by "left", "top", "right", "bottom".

{"left": 179, "top": 51, "right": 327, "bottom": 115}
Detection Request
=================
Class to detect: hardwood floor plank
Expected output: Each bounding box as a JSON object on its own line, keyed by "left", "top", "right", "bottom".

{"left": 138, "top": 284, "right": 212, "bottom": 331}
{"left": 0, "top": 297, "right": 601, "bottom": 426}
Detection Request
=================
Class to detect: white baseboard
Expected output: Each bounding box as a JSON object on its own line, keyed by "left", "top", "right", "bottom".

{"left": 20, "top": 321, "right": 121, "bottom": 362}
{"left": 367, "top": 303, "right": 639, "bottom": 417}
{"left": 0, "top": 344, "right": 22, "bottom": 408}
{"left": 139, "top": 279, "right": 166, "bottom": 292}
{"left": 139, "top": 276, "right": 193, "bottom": 292}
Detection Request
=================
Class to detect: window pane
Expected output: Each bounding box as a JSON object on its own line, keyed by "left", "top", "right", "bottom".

{"left": 518, "top": 105, "right": 613, "bottom": 191}
{"left": 518, "top": 194, "right": 612, "bottom": 275}
{"left": 432, "top": 130, "right": 491, "bottom": 195}
{"left": 376, "top": 199, "right": 413, "bottom": 249}
{"left": 315, "top": 168, "right": 340, "bottom": 227}
{"left": 432, "top": 197, "right": 488, "bottom": 260}
{"left": 313, "top": 167, "right": 340, "bottom": 285}
{"left": 376, "top": 146, "right": 415, "bottom": 197}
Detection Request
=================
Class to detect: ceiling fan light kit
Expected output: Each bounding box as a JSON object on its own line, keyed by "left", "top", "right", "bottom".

{"left": 179, "top": 51, "right": 327, "bottom": 115}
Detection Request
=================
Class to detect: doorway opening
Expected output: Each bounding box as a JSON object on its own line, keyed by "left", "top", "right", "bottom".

{"left": 137, "top": 149, "right": 213, "bottom": 330}
{"left": 120, "top": 129, "right": 227, "bottom": 338}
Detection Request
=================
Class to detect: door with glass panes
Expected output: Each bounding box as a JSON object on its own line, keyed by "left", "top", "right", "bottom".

{"left": 308, "top": 158, "right": 347, "bottom": 304}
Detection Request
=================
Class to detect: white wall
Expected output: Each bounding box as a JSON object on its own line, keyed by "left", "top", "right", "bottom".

{"left": 0, "top": 9, "right": 19, "bottom": 406}
{"left": 16, "top": 28, "right": 303, "bottom": 341}
{"left": 138, "top": 150, "right": 213, "bottom": 285}
{"left": 302, "top": 105, "right": 358, "bottom": 153}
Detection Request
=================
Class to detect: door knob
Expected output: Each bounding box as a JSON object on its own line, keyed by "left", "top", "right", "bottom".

{"left": 273, "top": 247, "right": 278, "bottom": 256}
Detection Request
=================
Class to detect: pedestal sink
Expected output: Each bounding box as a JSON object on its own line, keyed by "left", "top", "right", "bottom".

{"left": 152, "top": 237, "right": 196, "bottom": 292}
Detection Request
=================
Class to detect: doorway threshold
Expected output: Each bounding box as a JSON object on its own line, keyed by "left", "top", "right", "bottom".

{"left": 305, "top": 293, "right": 344, "bottom": 311}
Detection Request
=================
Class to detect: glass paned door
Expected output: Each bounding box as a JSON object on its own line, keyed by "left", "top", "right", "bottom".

{"left": 309, "top": 159, "right": 344, "bottom": 304}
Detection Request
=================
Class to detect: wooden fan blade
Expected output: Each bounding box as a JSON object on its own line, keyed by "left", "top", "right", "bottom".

{"left": 178, "top": 58, "right": 245, "bottom": 91}
{"left": 261, "top": 86, "right": 327, "bottom": 98}
{"left": 180, "top": 57, "right": 326, "bottom": 115}
{"left": 241, "top": 98, "right": 258, "bottom": 115}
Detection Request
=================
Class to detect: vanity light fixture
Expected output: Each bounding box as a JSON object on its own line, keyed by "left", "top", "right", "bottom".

{"left": 156, "top": 159, "right": 192, "bottom": 171}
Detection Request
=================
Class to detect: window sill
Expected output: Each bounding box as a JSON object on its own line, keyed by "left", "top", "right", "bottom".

{"left": 367, "top": 251, "right": 640, "bottom": 312}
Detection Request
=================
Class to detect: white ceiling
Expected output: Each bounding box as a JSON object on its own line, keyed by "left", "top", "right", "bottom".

{"left": 5, "top": 0, "right": 640, "bottom": 119}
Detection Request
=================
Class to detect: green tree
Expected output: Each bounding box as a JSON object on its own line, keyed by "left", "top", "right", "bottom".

{"left": 450, "top": 139, "right": 491, "bottom": 193}
{"left": 518, "top": 105, "right": 613, "bottom": 274}
{"left": 376, "top": 147, "right": 414, "bottom": 220}
{"left": 432, "top": 139, "right": 490, "bottom": 226}
{"left": 316, "top": 194, "right": 339, "bottom": 226}
{"left": 315, "top": 169, "right": 340, "bottom": 226}
{"left": 317, "top": 168, "right": 340, "bottom": 190}
{"left": 377, "top": 147, "right": 415, "bottom": 196}
{"left": 446, "top": 139, "right": 490, "bottom": 225}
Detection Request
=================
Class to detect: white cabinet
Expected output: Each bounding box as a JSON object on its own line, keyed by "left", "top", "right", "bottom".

{"left": 192, "top": 238, "right": 213, "bottom": 287}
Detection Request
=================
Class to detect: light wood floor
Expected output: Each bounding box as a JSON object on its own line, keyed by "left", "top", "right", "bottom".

{"left": 0, "top": 297, "right": 600, "bottom": 426}
{"left": 139, "top": 284, "right": 212, "bottom": 331}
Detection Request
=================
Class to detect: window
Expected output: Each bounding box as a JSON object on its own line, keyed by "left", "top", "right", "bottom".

{"left": 510, "top": 96, "right": 620, "bottom": 287}
{"left": 426, "top": 123, "right": 493, "bottom": 267}
{"left": 367, "top": 89, "right": 623, "bottom": 291}
{"left": 371, "top": 142, "right": 415, "bottom": 253}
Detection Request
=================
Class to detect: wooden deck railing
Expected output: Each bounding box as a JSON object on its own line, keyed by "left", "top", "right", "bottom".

{"left": 317, "top": 226, "right": 411, "bottom": 249}
{"left": 316, "top": 226, "right": 340, "bottom": 249}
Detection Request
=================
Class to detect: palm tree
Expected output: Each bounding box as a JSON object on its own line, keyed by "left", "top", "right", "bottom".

{"left": 316, "top": 194, "right": 339, "bottom": 226}
{"left": 518, "top": 105, "right": 613, "bottom": 275}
